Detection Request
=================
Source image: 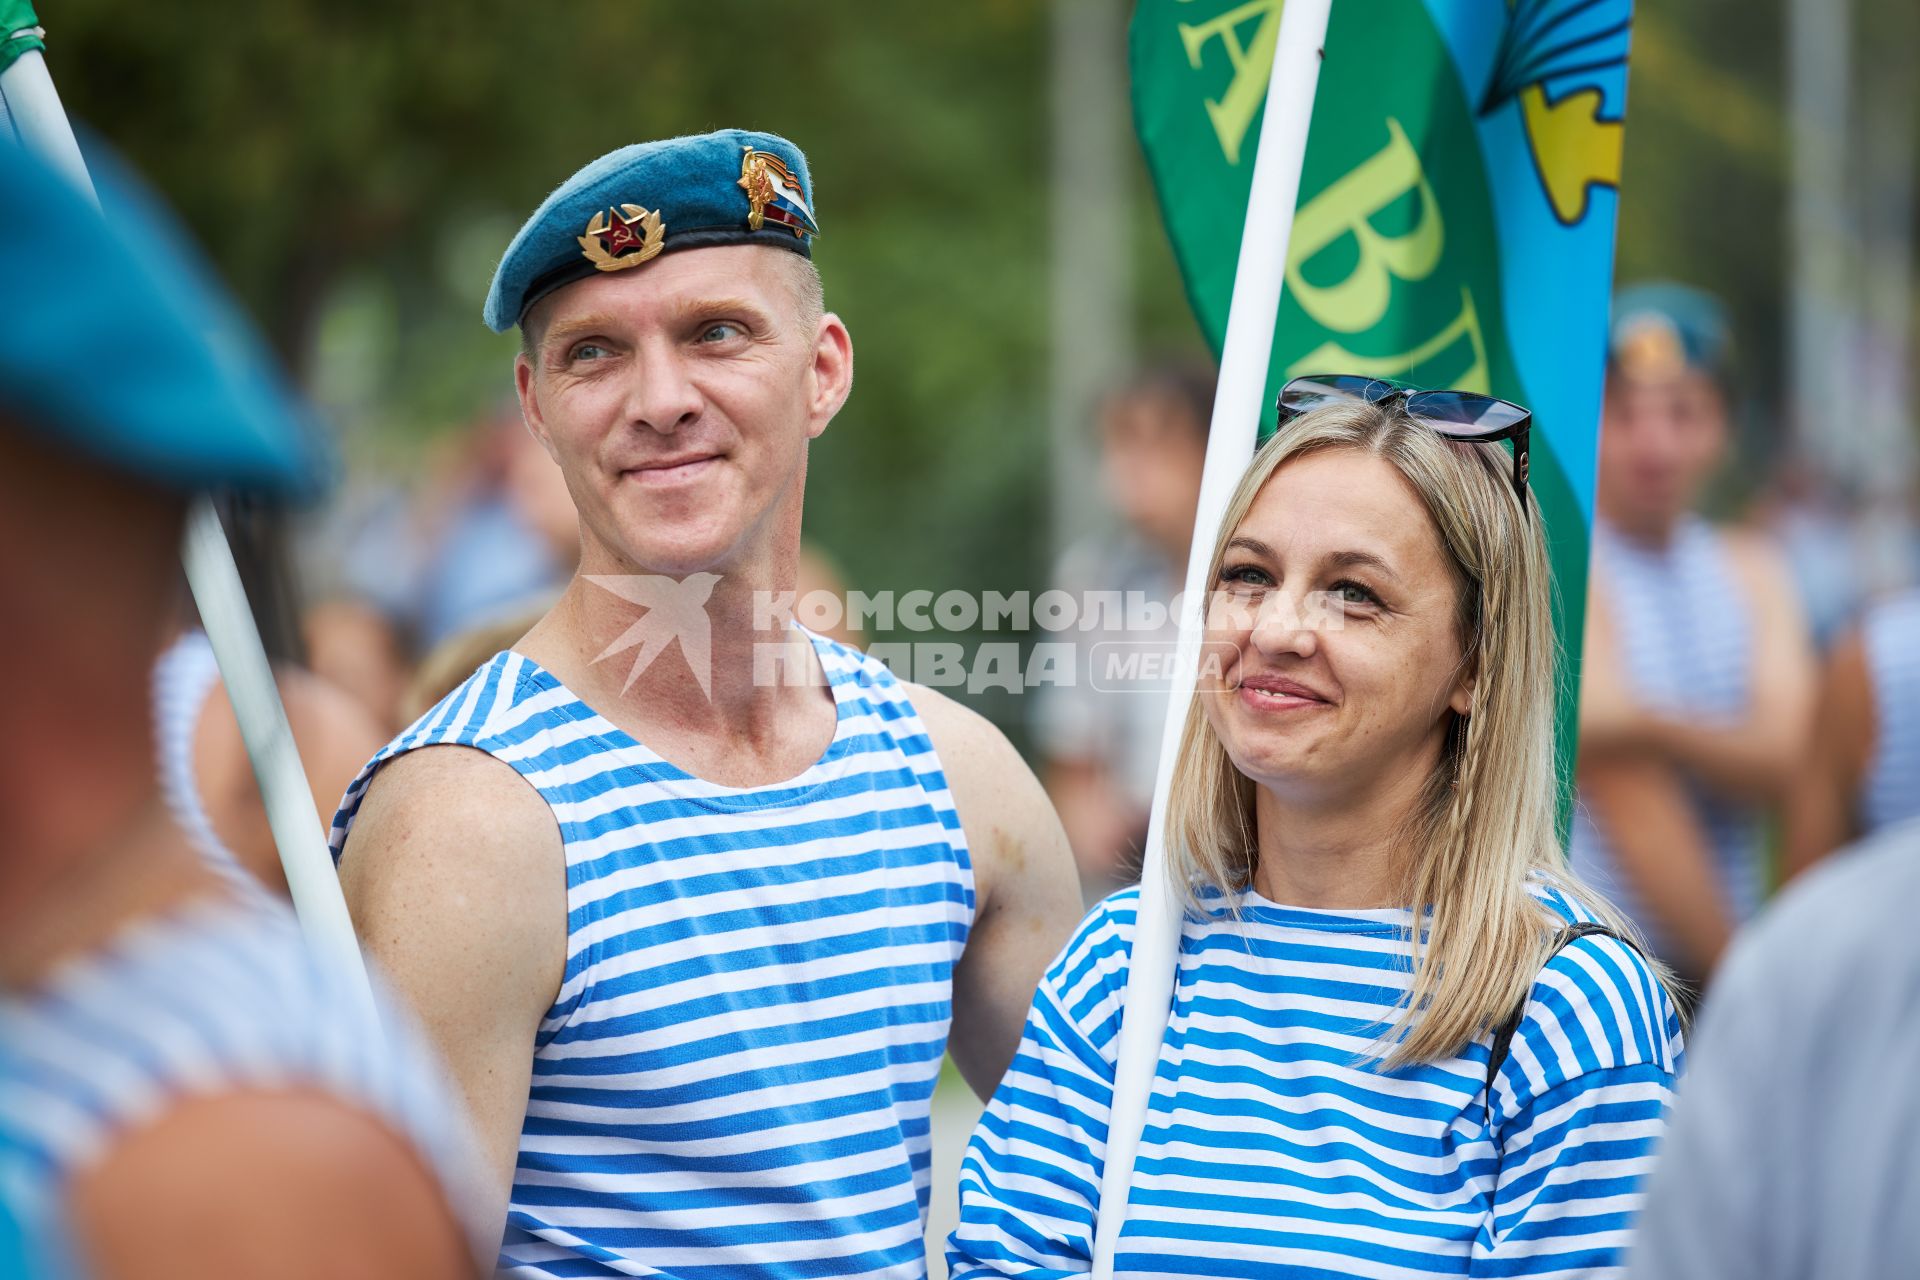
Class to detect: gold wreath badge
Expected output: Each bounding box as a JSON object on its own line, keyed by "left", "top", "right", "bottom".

{"left": 578, "top": 203, "right": 665, "bottom": 272}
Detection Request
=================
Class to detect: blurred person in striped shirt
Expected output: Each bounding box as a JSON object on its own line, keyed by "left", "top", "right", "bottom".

{"left": 1571, "top": 284, "right": 1814, "bottom": 992}
{"left": 0, "top": 144, "right": 483, "bottom": 1279}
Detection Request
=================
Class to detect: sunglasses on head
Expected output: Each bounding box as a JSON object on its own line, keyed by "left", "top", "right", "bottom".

{"left": 1274, "top": 374, "right": 1535, "bottom": 512}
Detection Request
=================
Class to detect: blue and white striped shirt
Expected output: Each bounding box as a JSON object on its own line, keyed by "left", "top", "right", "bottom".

{"left": 948, "top": 881, "right": 1682, "bottom": 1279}
{"left": 1861, "top": 590, "right": 1920, "bottom": 835}
{"left": 331, "top": 631, "right": 976, "bottom": 1278}
{"left": 0, "top": 894, "right": 488, "bottom": 1277}
{"left": 151, "top": 629, "right": 273, "bottom": 904}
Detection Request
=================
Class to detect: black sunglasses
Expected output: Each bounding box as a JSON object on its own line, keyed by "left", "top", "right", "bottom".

{"left": 1275, "top": 374, "right": 1534, "bottom": 512}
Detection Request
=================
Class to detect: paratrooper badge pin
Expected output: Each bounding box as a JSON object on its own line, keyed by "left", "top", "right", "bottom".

{"left": 737, "top": 148, "right": 818, "bottom": 240}
{"left": 1614, "top": 315, "right": 1687, "bottom": 383}
{"left": 578, "top": 203, "right": 665, "bottom": 271}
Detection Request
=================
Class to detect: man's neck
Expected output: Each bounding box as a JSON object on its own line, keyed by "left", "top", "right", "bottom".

{"left": 518, "top": 553, "right": 839, "bottom": 786}
{"left": 1597, "top": 500, "right": 1684, "bottom": 549}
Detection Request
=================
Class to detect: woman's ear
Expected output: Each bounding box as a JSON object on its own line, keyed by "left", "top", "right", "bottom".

{"left": 1448, "top": 664, "right": 1476, "bottom": 718}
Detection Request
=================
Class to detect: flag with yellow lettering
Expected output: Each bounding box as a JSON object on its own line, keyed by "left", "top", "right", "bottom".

{"left": 1133, "top": 0, "right": 1632, "bottom": 792}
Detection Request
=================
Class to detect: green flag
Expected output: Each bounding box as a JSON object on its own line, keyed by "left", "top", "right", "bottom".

{"left": 0, "top": 0, "right": 43, "bottom": 78}
{"left": 1132, "top": 0, "right": 1634, "bottom": 802}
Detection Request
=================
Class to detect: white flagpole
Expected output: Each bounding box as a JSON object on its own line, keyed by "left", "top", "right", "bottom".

{"left": 0, "top": 45, "right": 381, "bottom": 1020}
{"left": 1089, "top": 2, "right": 1331, "bottom": 1273}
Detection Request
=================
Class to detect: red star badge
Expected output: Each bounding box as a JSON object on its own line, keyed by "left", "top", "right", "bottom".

{"left": 598, "top": 207, "right": 643, "bottom": 255}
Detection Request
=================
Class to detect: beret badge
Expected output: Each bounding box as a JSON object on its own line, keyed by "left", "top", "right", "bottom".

{"left": 1613, "top": 314, "right": 1687, "bottom": 384}
{"left": 578, "top": 203, "right": 665, "bottom": 272}
{"left": 737, "top": 147, "right": 818, "bottom": 240}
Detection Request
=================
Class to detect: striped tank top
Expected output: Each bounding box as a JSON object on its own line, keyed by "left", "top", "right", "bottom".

{"left": 1862, "top": 589, "right": 1920, "bottom": 834}
{"left": 151, "top": 629, "right": 271, "bottom": 903}
{"left": 1571, "top": 516, "right": 1765, "bottom": 957}
{"left": 0, "top": 894, "right": 490, "bottom": 1277}
{"left": 948, "top": 879, "right": 1682, "bottom": 1278}
{"left": 329, "top": 630, "right": 976, "bottom": 1278}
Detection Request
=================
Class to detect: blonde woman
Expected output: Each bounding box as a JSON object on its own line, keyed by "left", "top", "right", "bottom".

{"left": 948, "top": 378, "right": 1683, "bottom": 1279}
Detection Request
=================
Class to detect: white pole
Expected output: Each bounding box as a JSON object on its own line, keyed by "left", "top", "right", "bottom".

{"left": 182, "top": 501, "right": 379, "bottom": 1005}
{"left": 0, "top": 47, "right": 381, "bottom": 1021}
{"left": 1089, "top": 2, "right": 1330, "bottom": 1273}
{"left": 0, "top": 50, "right": 94, "bottom": 198}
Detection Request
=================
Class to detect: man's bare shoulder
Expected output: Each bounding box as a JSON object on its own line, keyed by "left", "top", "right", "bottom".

{"left": 343, "top": 747, "right": 554, "bottom": 860}
{"left": 338, "top": 745, "right": 562, "bottom": 926}
{"left": 1718, "top": 527, "right": 1796, "bottom": 603}
{"left": 904, "top": 680, "right": 1022, "bottom": 778}
{"left": 1719, "top": 528, "right": 1815, "bottom": 669}
{"left": 903, "top": 681, "right": 1073, "bottom": 902}
{"left": 898, "top": 679, "right": 1052, "bottom": 809}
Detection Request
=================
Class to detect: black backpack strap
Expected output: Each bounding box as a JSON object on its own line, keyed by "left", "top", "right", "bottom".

{"left": 1484, "top": 922, "right": 1638, "bottom": 1093}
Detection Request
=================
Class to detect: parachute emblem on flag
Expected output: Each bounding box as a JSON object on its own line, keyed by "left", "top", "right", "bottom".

{"left": 737, "top": 147, "right": 819, "bottom": 240}
{"left": 578, "top": 203, "right": 665, "bottom": 272}
{"left": 1479, "top": 0, "right": 1633, "bottom": 226}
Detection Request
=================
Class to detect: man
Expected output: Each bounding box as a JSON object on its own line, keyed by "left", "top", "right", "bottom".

{"left": 1625, "top": 818, "right": 1920, "bottom": 1280}
{"left": 1572, "top": 283, "right": 1814, "bottom": 986}
{"left": 0, "top": 148, "right": 479, "bottom": 1277}
{"left": 1782, "top": 588, "right": 1920, "bottom": 875}
{"left": 1035, "top": 360, "right": 1212, "bottom": 895}
{"left": 332, "top": 130, "right": 1082, "bottom": 1278}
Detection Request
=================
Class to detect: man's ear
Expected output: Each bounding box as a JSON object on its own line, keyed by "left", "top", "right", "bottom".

{"left": 514, "top": 353, "right": 559, "bottom": 462}
{"left": 806, "top": 314, "right": 853, "bottom": 441}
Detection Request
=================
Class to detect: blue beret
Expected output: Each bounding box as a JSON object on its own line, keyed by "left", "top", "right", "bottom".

{"left": 0, "top": 143, "right": 322, "bottom": 496}
{"left": 484, "top": 128, "right": 819, "bottom": 333}
{"left": 1610, "top": 281, "right": 1731, "bottom": 384}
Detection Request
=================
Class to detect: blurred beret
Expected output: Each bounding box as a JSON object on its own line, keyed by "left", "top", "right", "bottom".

{"left": 1610, "top": 281, "right": 1731, "bottom": 385}
{"left": 484, "top": 128, "right": 819, "bottom": 333}
{"left": 0, "top": 143, "right": 322, "bottom": 496}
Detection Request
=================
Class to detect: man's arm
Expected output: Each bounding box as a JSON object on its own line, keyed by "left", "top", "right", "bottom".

{"left": 1044, "top": 757, "right": 1141, "bottom": 893}
{"left": 337, "top": 745, "right": 567, "bottom": 1247}
{"left": 1587, "top": 536, "right": 1815, "bottom": 803}
{"left": 911, "top": 683, "right": 1083, "bottom": 1101}
{"left": 1781, "top": 627, "right": 1875, "bottom": 882}
{"left": 70, "top": 1090, "right": 476, "bottom": 1280}
{"left": 1578, "top": 755, "right": 1734, "bottom": 978}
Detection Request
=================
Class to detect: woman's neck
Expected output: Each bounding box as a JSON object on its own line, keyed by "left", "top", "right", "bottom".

{"left": 1247, "top": 761, "right": 1435, "bottom": 910}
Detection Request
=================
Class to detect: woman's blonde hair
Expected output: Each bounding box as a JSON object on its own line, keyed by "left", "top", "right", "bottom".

{"left": 1164, "top": 397, "right": 1658, "bottom": 1068}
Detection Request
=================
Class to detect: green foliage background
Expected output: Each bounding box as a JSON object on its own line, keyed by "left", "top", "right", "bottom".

{"left": 46, "top": 3, "right": 1187, "bottom": 623}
